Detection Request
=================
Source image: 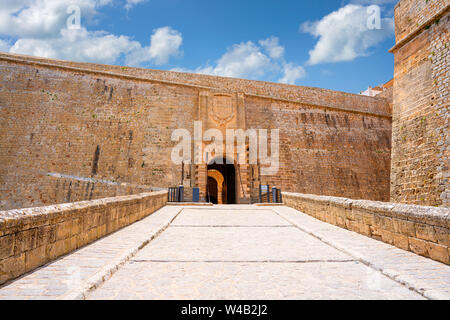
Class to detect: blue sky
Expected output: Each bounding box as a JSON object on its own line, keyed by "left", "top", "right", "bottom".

{"left": 0, "top": 0, "right": 398, "bottom": 93}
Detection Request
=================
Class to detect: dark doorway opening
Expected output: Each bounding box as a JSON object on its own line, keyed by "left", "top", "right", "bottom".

{"left": 207, "top": 158, "right": 236, "bottom": 204}
{"left": 207, "top": 177, "right": 218, "bottom": 204}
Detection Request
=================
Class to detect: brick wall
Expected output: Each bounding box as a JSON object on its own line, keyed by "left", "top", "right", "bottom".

{"left": 0, "top": 52, "right": 392, "bottom": 209}
{"left": 390, "top": 0, "right": 449, "bottom": 207}
{"left": 394, "top": 0, "right": 448, "bottom": 43}
{"left": 0, "top": 190, "right": 167, "bottom": 285}
{"left": 245, "top": 95, "right": 392, "bottom": 201}
{"left": 0, "top": 54, "right": 198, "bottom": 209}
{"left": 0, "top": 52, "right": 391, "bottom": 116}
{"left": 0, "top": 172, "right": 160, "bottom": 211}
{"left": 377, "top": 85, "right": 393, "bottom": 114}
{"left": 283, "top": 192, "right": 449, "bottom": 265}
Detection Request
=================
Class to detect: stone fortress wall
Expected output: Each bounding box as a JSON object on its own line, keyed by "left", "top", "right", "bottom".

{"left": 0, "top": 51, "right": 392, "bottom": 210}
{"left": 279, "top": 0, "right": 450, "bottom": 267}
{"left": 0, "top": 0, "right": 449, "bottom": 285}
{"left": 390, "top": 0, "right": 449, "bottom": 207}
{"left": 0, "top": 190, "right": 167, "bottom": 285}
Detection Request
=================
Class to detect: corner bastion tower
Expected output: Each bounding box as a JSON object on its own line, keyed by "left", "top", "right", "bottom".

{"left": 390, "top": 0, "right": 449, "bottom": 207}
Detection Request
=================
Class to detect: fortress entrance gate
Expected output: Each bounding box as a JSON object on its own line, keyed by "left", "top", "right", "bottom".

{"left": 207, "top": 159, "right": 236, "bottom": 204}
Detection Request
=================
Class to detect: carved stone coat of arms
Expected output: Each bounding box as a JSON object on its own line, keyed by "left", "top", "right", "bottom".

{"left": 210, "top": 94, "right": 235, "bottom": 127}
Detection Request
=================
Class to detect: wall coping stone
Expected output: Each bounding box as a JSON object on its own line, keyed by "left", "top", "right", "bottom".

{"left": 282, "top": 192, "right": 449, "bottom": 228}
{"left": 0, "top": 191, "right": 167, "bottom": 236}
{"left": 0, "top": 52, "right": 392, "bottom": 119}
{"left": 282, "top": 192, "right": 450, "bottom": 264}
{"left": 389, "top": 4, "right": 450, "bottom": 53}
{"left": 0, "top": 190, "right": 168, "bottom": 285}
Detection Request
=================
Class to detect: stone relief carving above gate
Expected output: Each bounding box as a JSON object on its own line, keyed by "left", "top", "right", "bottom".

{"left": 210, "top": 94, "right": 235, "bottom": 127}
{"left": 198, "top": 90, "right": 245, "bottom": 131}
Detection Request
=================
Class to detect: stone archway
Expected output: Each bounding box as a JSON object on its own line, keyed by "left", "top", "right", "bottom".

{"left": 207, "top": 169, "right": 224, "bottom": 204}
{"left": 207, "top": 157, "right": 236, "bottom": 204}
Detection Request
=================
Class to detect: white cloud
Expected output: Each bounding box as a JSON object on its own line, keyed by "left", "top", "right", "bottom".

{"left": 0, "top": 0, "right": 111, "bottom": 39}
{"left": 173, "top": 37, "right": 305, "bottom": 85}
{"left": 301, "top": 4, "right": 394, "bottom": 65}
{"left": 347, "top": 0, "right": 396, "bottom": 16}
{"left": 148, "top": 27, "right": 183, "bottom": 65}
{"left": 0, "top": 1, "right": 182, "bottom": 66}
{"left": 126, "top": 26, "right": 182, "bottom": 66}
{"left": 124, "top": 0, "right": 147, "bottom": 10}
{"left": 348, "top": 0, "right": 396, "bottom": 4}
{"left": 10, "top": 27, "right": 140, "bottom": 65}
{"left": 259, "top": 36, "right": 284, "bottom": 59}
{"left": 195, "top": 41, "right": 273, "bottom": 79}
{"left": 0, "top": 39, "right": 11, "bottom": 52}
{"left": 278, "top": 63, "right": 306, "bottom": 85}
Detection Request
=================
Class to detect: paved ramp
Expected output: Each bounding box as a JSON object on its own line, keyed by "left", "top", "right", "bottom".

{"left": 1, "top": 205, "right": 449, "bottom": 300}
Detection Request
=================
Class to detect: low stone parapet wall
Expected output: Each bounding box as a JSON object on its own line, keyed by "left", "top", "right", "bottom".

{"left": 283, "top": 192, "right": 449, "bottom": 265}
{"left": 0, "top": 171, "right": 162, "bottom": 211}
{"left": 0, "top": 190, "right": 167, "bottom": 285}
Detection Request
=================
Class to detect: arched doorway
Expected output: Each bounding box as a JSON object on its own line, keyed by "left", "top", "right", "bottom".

{"left": 207, "top": 176, "right": 218, "bottom": 204}
{"left": 207, "top": 169, "right": 224, "bottom": 204}
{"left": 207, "top": 157, "right": 236, "bottom": 204}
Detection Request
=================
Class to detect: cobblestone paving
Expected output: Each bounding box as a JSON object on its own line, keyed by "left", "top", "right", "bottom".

{"left": 171, "top": 208, "right": 290, "bottom": 226}
{"left": 1, "top": 205, "right": 449, "bottom": 300}
{"left": 133, "top": 227, "right": 351, "bottom": 262}
{"left": 272, "top": 206, "right": 450, "bottom": 299}
{"left": 0, "top": 206, "right": 182, "bottom": 300}
{"left": 86, "top": 262, "right": 421, "bottom": 300}
{"left": 86, "top": 206, "right": 440, "bottom": 300}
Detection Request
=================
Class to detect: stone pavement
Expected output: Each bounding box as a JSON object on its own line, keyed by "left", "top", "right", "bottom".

{"left": 0, "top": 206, "right": 183, "bottom": 300}
{"left": 1, "top": 205, "right": 449, "bottom": 300}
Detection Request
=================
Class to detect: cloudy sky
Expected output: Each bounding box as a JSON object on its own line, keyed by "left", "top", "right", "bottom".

{"left": 0, "top": 0, "right": 397, "bottom": 93}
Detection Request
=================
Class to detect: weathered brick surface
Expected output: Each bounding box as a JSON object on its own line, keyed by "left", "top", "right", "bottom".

{"left": 390, "top": 0, "right": 449, "bottom": 207}
{"left": 283, "top": 192, "right": 450, "bottom": 265}
{"left": 394, "top": 0, "right": 448, "bottom": 44}
{"left": 376, "top": 83, "right": 393, "bottom": 114}
{"left": 0, "top": 52, "right": 392, "bottom": 209}
{"left": 245, "top": 95, "right": 391, "bottom": 201}
{"left": 0, "top": 190, "right": 167, "bottom": 285}
{"left": 40, "top": 174, "right": 157, "bottom": 208}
